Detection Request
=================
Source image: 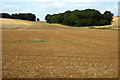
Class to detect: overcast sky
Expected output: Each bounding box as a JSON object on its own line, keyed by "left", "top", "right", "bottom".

{"left": 0, "top": 0, "right": 119, "bottom": 21}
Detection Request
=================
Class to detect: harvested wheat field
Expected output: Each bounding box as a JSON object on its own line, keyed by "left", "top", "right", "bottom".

{"left": 1, "top": 17, "right": 118, "bottom": 78}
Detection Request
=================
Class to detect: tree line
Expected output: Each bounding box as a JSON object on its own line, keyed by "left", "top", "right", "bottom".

{"left": 0, "top": 13, "right": 39, "bottom": 21}
{"left": 45, "top": 9, "right": 113, "bottom": 26}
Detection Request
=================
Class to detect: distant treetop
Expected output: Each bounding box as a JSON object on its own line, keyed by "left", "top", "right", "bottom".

{"left": 45, "top": 9, "right": 113, "bottom": 27}
{"left": 0, "top": 13, "right": 37, "bottom": 21}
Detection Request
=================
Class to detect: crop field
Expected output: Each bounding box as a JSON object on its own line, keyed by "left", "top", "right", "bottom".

{"left": 1, "top": 17, "right": 119, "bottom": 78}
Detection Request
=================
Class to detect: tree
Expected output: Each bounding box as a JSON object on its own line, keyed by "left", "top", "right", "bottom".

{"left": 103, "top": 11, "right": 113, "bottom": 25}
{"left": 11, "top": 14, "right": 19, "bottom": 19}
{"left": 0, "top": 13, "right": 37, "bottom": 21}
{"left": 37, "top": 18, "right": 40, "bottom": 21}
{"left": 45, "top": 9, "right": 113, "bottom": 27}
{"left": 45, "top": 14, "right": 52, "bottom": 23}
{"left": 0, "top": 13, "right": 11, "bottom": 18}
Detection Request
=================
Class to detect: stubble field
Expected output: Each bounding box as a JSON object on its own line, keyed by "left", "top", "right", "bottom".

{"left": 1, "top": 18, "right": 118, "bottom": 78}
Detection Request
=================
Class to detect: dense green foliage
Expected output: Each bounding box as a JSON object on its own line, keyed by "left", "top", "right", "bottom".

{"left": 0, "top": 13, "right": 37, "bottom": 21}
{"left": 37, "top": 18, "right": 40, "bottom": 21}
{"left": 45, "top": 9, "right": 113, "bottom": 26}
{"left": 0, "top": 13, "right": 11, "bottom": 18}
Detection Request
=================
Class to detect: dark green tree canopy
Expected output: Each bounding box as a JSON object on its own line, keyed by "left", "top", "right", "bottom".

{"left": 45, "top": 9, "right": 113, "bottom": 27}
{"left": 0, "top": 13, "right": 37, "bottom": 21}
{"left": 0, "top": 13, "right": 11, "bottom": 18}
{"left": 37, "top": 18, "right": 40, "bottom": 21}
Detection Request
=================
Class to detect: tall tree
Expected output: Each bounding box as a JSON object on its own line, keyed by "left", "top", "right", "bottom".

{"left": 45, "top": 9, "right": 113, "bottom": 27}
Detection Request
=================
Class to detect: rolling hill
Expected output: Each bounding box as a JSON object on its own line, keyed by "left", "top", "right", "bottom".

{"left": 1, "top": 17, "right": 118, "bottom": 78}
{"left": 0, "top": 16, "right": 119, "bottom": 29}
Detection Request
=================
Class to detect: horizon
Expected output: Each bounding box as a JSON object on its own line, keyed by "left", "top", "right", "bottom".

{"left": 0, "top": 0, "right": 119, "bottom": 21}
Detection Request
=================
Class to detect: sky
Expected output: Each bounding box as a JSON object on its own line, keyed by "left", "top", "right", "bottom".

{"left": 0, "top": 0, "right": 119, "bottom": 21}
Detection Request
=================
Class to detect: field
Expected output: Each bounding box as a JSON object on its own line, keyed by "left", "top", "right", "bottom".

{"left": 1, "top": 17, "right": 119, "bottom": 78}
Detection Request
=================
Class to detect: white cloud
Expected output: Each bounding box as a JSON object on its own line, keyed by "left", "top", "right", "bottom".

{"left": 0, "top": 4, "right": 14, "bottom": 10}
{"left": 0, "top": 1, "right": 118, "bottom": 20}
{"left": 102, "top": 5, "right": 118, "bottom": 16}
{"left": 0, "top": 0, "right": 119, "bottom": 2}
{"left": 0, "top": 3, "right": 20, "bottom": 12}
{"left": 0, "top": 0, "right": 56, "bottom": 2}
{"left": 20, "top": 10, "right": 33, "bottom": 13}
{"left": 65, "top": 0, "right": 119, "bottom": 2}
{"left": 53, "top": 1, "right": 67, "bottom": 8}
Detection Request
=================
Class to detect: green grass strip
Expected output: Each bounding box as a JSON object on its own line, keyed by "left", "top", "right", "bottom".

{"left": 29, "top": 40, "right": 47, "bottom": 42}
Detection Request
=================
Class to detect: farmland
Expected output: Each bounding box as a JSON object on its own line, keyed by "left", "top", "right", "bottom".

{"left": 1, "top": 17, "right": 119, "bottom": 78}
